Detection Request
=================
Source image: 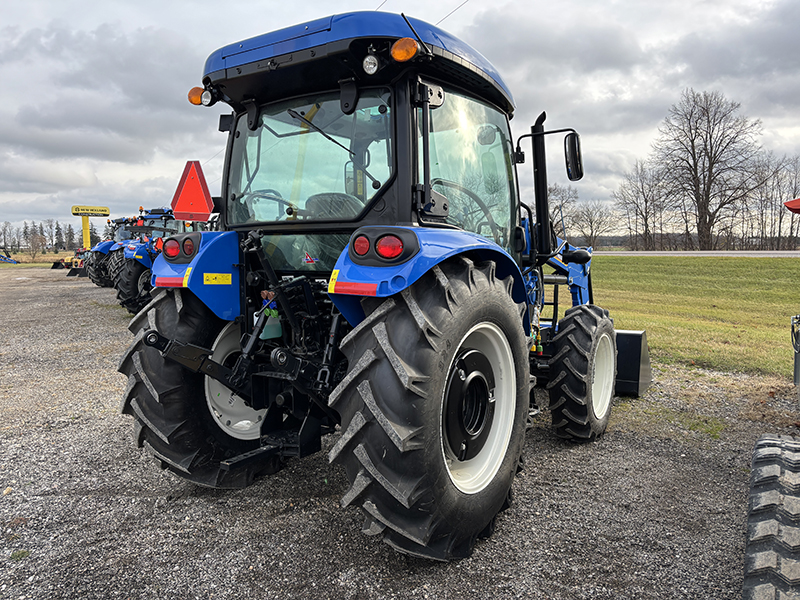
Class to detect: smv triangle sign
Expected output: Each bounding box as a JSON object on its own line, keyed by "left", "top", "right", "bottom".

{"left": 171, "top": 161, "right": 214, "bottom": 222}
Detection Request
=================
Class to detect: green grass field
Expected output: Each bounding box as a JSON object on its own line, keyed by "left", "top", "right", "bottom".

{"left": 591, "top": 256, "right": 800, "bottom": 379}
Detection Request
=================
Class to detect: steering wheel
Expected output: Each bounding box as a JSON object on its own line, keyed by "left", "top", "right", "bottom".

{"left": 241, "top": 188, "right": 295, "bottom": 221}
{"left": 431, "top": 178, "right": 503, "bottom": 245}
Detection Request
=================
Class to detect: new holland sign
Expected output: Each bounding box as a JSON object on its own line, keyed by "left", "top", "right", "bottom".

{"left": 71, "top": 206, "right": 110, "bottom": 217}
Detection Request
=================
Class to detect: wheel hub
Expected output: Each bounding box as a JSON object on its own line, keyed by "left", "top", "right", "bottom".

{"left": 444, "top": 348, "right": 495, "bottom": 462}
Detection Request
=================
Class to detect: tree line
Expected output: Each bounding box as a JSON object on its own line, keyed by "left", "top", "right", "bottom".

{"left": 546, "top": 88, "right": 800, "bottom": 251}
{"left": 1, "top": 219, "right": 101, "bottom": 257}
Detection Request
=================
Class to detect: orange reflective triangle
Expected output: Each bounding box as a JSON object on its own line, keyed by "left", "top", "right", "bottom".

{"left": 785, "top": 197, "right": 800, "bottom": 215}
{"left": 171, "top": 161, "right": 214, "bottom": 222}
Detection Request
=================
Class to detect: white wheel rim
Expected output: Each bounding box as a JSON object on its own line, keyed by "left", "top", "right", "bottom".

{"left": 204, "top": 322, "right": 266, "bottom": 440}
{"left": 441, "top": 322, "right": 516, "bottom": 494}
{"left": 591, "top": 332, "right": 614, "bottom": 419}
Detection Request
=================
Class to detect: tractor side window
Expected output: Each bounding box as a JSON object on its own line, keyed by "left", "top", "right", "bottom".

{"left": 419, "top": 88, "right": 517, "bottom": 250}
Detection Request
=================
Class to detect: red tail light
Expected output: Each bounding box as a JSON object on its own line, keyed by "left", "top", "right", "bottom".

{"left": 375, "top": 235, "right": 403, "bottom": 259}
{"left": 353, "top": 235, "right": 370, "bottom": 256}
{"left": 163, "top": 239, "right": 180, "bottom": 258}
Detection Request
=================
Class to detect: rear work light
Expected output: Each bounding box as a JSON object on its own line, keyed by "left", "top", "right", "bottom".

{"left": 163, "top": 239, "right": 180, "bottom": 259}
{"left": 375, "top": 235, "right": 403, "bottom": 259}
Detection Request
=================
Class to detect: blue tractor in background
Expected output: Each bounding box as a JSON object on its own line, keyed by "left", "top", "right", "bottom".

{"left": 111, "top": 207, "right": 181, "bottom": 314}
{"left": 86, "top": 217, "right": 135, "bottom": 288}
{"left": 119, "top": 12, "right": 650, "bottom": 560}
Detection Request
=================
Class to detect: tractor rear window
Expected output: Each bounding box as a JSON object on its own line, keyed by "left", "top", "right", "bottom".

{"left": 227, "top": 89, "right": 392, "bottom": 226}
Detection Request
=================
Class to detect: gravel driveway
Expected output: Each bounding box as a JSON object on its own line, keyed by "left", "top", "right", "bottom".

{"left": 1, "top": 267, "right": 798, "bottom": 599}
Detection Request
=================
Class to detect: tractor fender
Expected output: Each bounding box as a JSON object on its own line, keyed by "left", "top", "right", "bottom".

{"left": 123, "top": 241, "right": 153, "bottom": 269}
{"left": 91, "top": 240, "right": 116, "bottom": 255}
{"left": 328, "top": 226, "right": 530, "bottom": 334}
{"left": 151, "top": 231, "right": 240, "bottom": 321}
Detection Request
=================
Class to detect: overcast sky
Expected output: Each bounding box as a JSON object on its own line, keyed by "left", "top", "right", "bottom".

{"left": 2, "top": 0, "right": 798, "bottom": 233}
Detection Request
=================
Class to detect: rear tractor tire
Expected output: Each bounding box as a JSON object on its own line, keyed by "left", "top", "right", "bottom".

{"left": 118, "top": 288, "right": 275, "bottom": 488}
{"left": 547, "top": 304, "right": 616, "bottom": 441}
{"left": 744, "top": 434, "right": 800, "bottom": 599}
{"left": 86, "top": 251, "right": 114, "bottom": 288}
{"left": 329, "top": 256, "right": 529, "bottom": 560}
{"left": 116, "top": 259, "right": 153, "bottom": 315}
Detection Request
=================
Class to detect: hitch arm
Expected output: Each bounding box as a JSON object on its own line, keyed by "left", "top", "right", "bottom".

{"left": 143, "top": 330, "right": 252, "bottom": 401}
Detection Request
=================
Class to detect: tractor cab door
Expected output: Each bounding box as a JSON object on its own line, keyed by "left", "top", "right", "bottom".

{"left": 415, "top": 81, "right": 519, "bottom": 253}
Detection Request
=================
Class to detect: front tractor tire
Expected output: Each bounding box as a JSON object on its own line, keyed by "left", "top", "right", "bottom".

{"left": 329, "top": 257, "right": 529, "bottom": 560}
{"left": 547, "top": 304, "right": 617, "bottom": 441}
{"left": 118, "top": 288, "right": 274, "bottom": 488}
{"left": 116, "top": 259, "right": 153, "bottom": 315}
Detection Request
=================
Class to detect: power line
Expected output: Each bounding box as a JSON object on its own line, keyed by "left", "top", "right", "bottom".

{"left": 436, "top": 0, "right": 470, "bottom": 25}
{"left": 375, "top": 0, "right": 389, "bottom": 10}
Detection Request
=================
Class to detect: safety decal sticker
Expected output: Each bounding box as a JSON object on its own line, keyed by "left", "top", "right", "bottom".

{"left": 203, "top": 273, "right": 232, "bottom": 285}
{"left": 303, "top": 252, "right": 319, "bottom": 264}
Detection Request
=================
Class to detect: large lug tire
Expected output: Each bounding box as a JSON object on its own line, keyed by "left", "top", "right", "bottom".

{"left": 87, "top": 251, "right": 115, "bottom": 288}
{"left": 118, "top": 288, "right": 276, "bottom": 488}
{"left": 744, "top": 434, "right": 800, "bottom": 599}
{"left": 107, "top": 249, "right": 125, "bottom": 284}
{"left": 547, "top": 304, "right": 617, "bottom": 441}
{"left": 329, "top": 256, "right": 529, "bottom": 560}
{"left": 115, "top": 259, "right": 153, "bottom": 315}
{"left": 85, "top": 252, "right": 102, "bottom": 286}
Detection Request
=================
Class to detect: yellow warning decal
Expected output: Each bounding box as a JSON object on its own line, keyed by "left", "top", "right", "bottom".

{"left": 182, "top": 266, "right": 192, "bottom": 287}
{"left": 328, "top": 269, "right": 339, "bottom": 294}
{"left": 203, "top": 272, "right": 232, "bottom": 285}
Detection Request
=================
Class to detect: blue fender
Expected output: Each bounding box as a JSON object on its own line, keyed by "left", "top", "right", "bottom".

{"left": 328, "top": 227, "right": 530, "bottom": 334}
{"left": 91, "top": 239, "right": 116, "bottom": 255}
{"left": 151, "top": 231, "right": 240, "bottom": 321}
{"left": 123, "top": 241, "right": 153, "bottom": 269}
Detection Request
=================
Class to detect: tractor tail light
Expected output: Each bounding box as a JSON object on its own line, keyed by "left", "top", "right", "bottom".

{"left": 375, "top": 235, "right": 403, "bottom": 259}
{"left": 182, "top": 238, "right": 195, "bottom": 256}
{"left": 353, "top": 235, "right": 370, "bottom": 256}
{"left": 163, "top": 239, "right": 180, "bottom": 259}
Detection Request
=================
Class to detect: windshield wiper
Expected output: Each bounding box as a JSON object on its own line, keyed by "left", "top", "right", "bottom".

{"left": 286, "top": 108, "right": 382, "bottom": 191}
{"left": 287, "top": 109, "right": 354, "bottom": 156}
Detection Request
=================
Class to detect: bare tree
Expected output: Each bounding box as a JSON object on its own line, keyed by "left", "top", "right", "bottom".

{"left": 27, "top": 232, "right": 46, "bottom": 260}
{"left": 572, "top": 200, "right": 616, "bottom": 248}
{"left": 613, "top": 160, "right": 669, "bottom": 250}
{"left": 43, "top": 219, "right": 56, "bottom": 248}
{"left": 1, "top": 221, "right": 11, "bottom": 249}
{"left": 654, "top": 89, "right": 763, "bottom": 250}
{"left": 547, "top": 183, "right": 579, "bottom": 237}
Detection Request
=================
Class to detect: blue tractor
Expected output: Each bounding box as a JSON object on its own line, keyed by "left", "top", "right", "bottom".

{"left": 111, "top": 207, "right": 181, "bottom": 314}
{"left": 86, "top": 217, "right": 135, "bottom": 287}
{"left": 119, "top": 12, "right": 649, "bottom": 560}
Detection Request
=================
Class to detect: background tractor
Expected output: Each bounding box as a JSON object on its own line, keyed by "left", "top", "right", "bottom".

{"left": 86, "top": 217, "right": 135, "bottom": 288}
{"left": 119, "top": 11, "right": 649, "bottom": 560}
{"left": 109, "top": 207, "right": 181, "bottom": 314}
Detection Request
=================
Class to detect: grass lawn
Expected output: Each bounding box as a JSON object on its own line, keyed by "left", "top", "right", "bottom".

{"left": 591, "top": 256, "right": 800, "bottom": 379}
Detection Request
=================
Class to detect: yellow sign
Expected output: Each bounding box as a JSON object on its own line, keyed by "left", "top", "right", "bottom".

{"left": 203, "top": 273, "right": 232, "bottom": 285}
{"left": 71, "top": 205, "right": 110, "bottom": 217}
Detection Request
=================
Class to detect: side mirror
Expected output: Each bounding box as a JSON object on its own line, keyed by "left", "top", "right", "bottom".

{"left": 565, "top": 132, "right": 584, "bottom": 181}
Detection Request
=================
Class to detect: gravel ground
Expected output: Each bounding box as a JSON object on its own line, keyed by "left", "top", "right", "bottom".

{"left": 1, "top": 267, "right": 799, "bottom": 600}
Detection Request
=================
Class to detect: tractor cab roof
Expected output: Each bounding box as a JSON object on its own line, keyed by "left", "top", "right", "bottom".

{"left": 202, "top": 11, "right": 514, "bottom": 116}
